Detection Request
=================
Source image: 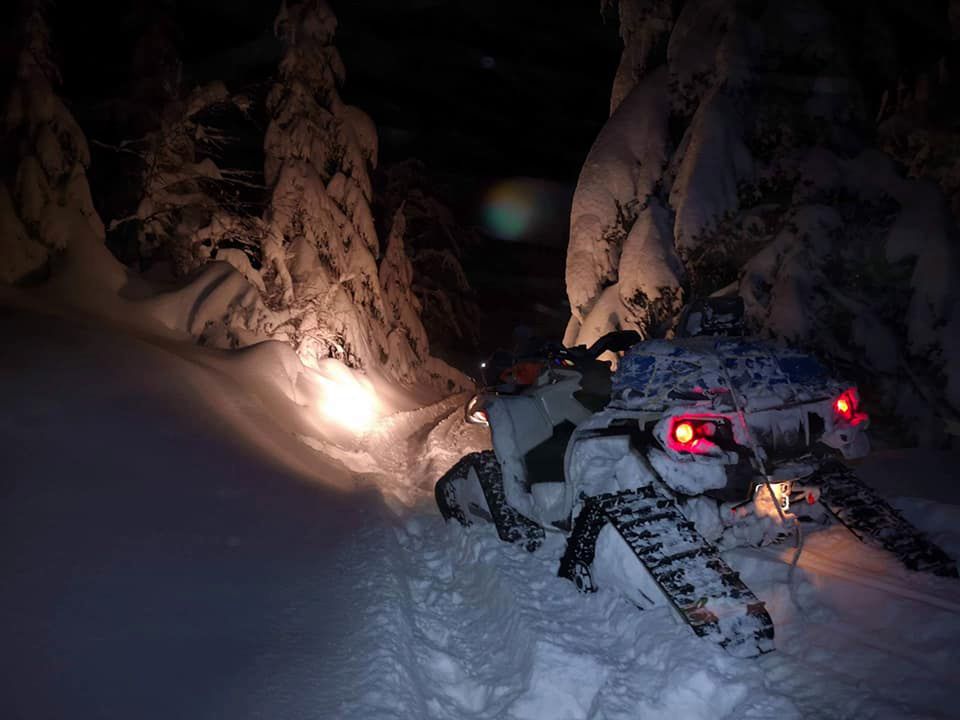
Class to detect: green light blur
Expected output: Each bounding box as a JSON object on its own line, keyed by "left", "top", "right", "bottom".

{"left": 483, "top": 180, "right": 537, "bottom": 240}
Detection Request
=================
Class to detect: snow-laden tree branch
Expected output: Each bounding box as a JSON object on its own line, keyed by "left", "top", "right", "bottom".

{"left": 568, "top": 0, "right": 960, "bottom": 442}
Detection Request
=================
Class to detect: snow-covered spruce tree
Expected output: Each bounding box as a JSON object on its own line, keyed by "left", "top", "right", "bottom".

{"left": 378, "top": 159, "right": 481, "bottom": 353}
{"left": 111, "top": 81, "right": 262, "bottom": 283}
{"left": 605, "top": 0, "right": 673, "bottom": 114}
{"left": 0, "top": 1, "right": 105, "bottom": 284}
{"left": 89, "top": 1, "right": 263, "bottom": 282}
{"left": 567, "top": 0, "right": 960, "bottom": 443}
{"left": 255, "top": 0, "right": 460, "bottom": 389}
{"left": 378, "top": 206, "right": 431, "bottom": 382}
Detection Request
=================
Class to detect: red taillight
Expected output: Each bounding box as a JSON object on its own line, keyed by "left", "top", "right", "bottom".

{"left": 667, "top": 416, "right": 726, "bottom": 454}
{"left": 834, "top": 388, "right": 858, "bottom": 422}
{"left": 674, "top": 421, "right": 695, "bottom": 445}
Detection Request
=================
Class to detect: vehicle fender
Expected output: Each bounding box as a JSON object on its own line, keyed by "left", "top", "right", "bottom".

{"left": 537, "top": 374, "right": 593, "bottom": 427}
{"left": 486, "top": 397, "right": 553, "bottom": 515}
{"left": 487, "top": 395, "right": 554, "bottom": 457}
{"left": 648, "top": 447, "right": 728, "bottom": 495}
{"left": 562, "top": 409, "right": 659, "bottom": 521}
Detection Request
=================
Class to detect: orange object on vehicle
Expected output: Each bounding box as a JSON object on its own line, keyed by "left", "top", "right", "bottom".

{"left": 500, "top": 361, "right": 544, "bottom": 385}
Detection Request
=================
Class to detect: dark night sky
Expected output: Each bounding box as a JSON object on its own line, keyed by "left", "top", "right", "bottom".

{"left": 53, "top": 0, "right": 620, "bottom": 185}
{"left": 334, "top": 1, "right": 621, "bottom": 181}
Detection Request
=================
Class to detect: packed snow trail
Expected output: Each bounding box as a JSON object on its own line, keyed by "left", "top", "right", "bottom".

{"left": 3, "top": 303, "right": 960, "bottom": 719}
{"left": 734, "top": 521, "right": 960, "bottom": 718}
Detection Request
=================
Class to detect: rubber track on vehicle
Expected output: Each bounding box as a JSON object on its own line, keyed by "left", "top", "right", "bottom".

{"left": 435, "top": 455, "right": 471, "bottom": 525}
{"left": 559, "top": 486, "right": 775, "bottom": 657}
{"left": 811, "top": 460, "right": 958, "bottom": 578}
{"left": 436, "top": 451, "right": 545, "bottom": 552}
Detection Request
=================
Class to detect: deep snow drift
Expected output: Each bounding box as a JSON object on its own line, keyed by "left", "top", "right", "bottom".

{"left": 2, "top": 296, "right": 960, "bottom": 720}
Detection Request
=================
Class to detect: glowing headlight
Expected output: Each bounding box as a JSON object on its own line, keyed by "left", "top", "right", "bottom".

{"left": 465, "top": 395, "right": 489, "bottom": 426}
{"left": 315, "top": 366, "right": 378, "bottom": 433}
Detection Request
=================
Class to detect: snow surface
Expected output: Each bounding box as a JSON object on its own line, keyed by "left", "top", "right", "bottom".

{"left": 3, "top": 290, "right": 960, "bottom": 720}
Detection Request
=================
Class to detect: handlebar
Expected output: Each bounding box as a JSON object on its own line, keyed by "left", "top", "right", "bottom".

{"left": 585, "top": 330, "right": 642, "bottom": 359}
{"left": 479, "top": 329, "right": 642, "bottom": 388}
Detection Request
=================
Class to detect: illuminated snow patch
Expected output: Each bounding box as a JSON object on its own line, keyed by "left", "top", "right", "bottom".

{"left": 313, "top": 360, "right": 379, "bottom": 433}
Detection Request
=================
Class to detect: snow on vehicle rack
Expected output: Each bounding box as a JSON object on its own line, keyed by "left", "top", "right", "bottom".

{"left": 612, "top": 338, "right": 843, "bottom": 411}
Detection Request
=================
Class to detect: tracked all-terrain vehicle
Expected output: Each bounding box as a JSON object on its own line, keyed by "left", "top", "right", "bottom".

{"left": 435, "top": 300, "right": 958, "bottom": 657}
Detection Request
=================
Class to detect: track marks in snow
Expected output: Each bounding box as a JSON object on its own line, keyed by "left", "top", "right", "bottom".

{"left": 380, "top": 514, "right": 801, "bottom": 720}
{"left": 734, "top": 525, "right": 960, "bottom": 719}
{"left": 306, "top": 466, "right": 953, "bottom": 720}
{"left": 304, "top": 393, "right": 489, "bottom": 511}
{"left": 366, "top": 393, "right": 480, "bottom": 478}
{"left": 312, "top": 526, "right": 432, "bottom": 719}
{"left": 508, "top": 642, "right": 607, "bottom": 720}
{"left": 396, "top": 518, "right": 534, "bottom": 718}
{"left": 298, "top": 394, "right": 960, "bottom": 719}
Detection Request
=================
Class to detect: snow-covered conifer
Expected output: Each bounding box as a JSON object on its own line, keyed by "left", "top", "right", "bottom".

{"left": 379, "top": 160, "right": 481, "bottom": 351}
{"left": 257, "top": 0, "right": 461, "bottom": 389}
{"left": 568, "top": 0, "right": 960, "bottom": 440}
{"left": 1, "top": 1, "right": 105, "bottom": 283}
